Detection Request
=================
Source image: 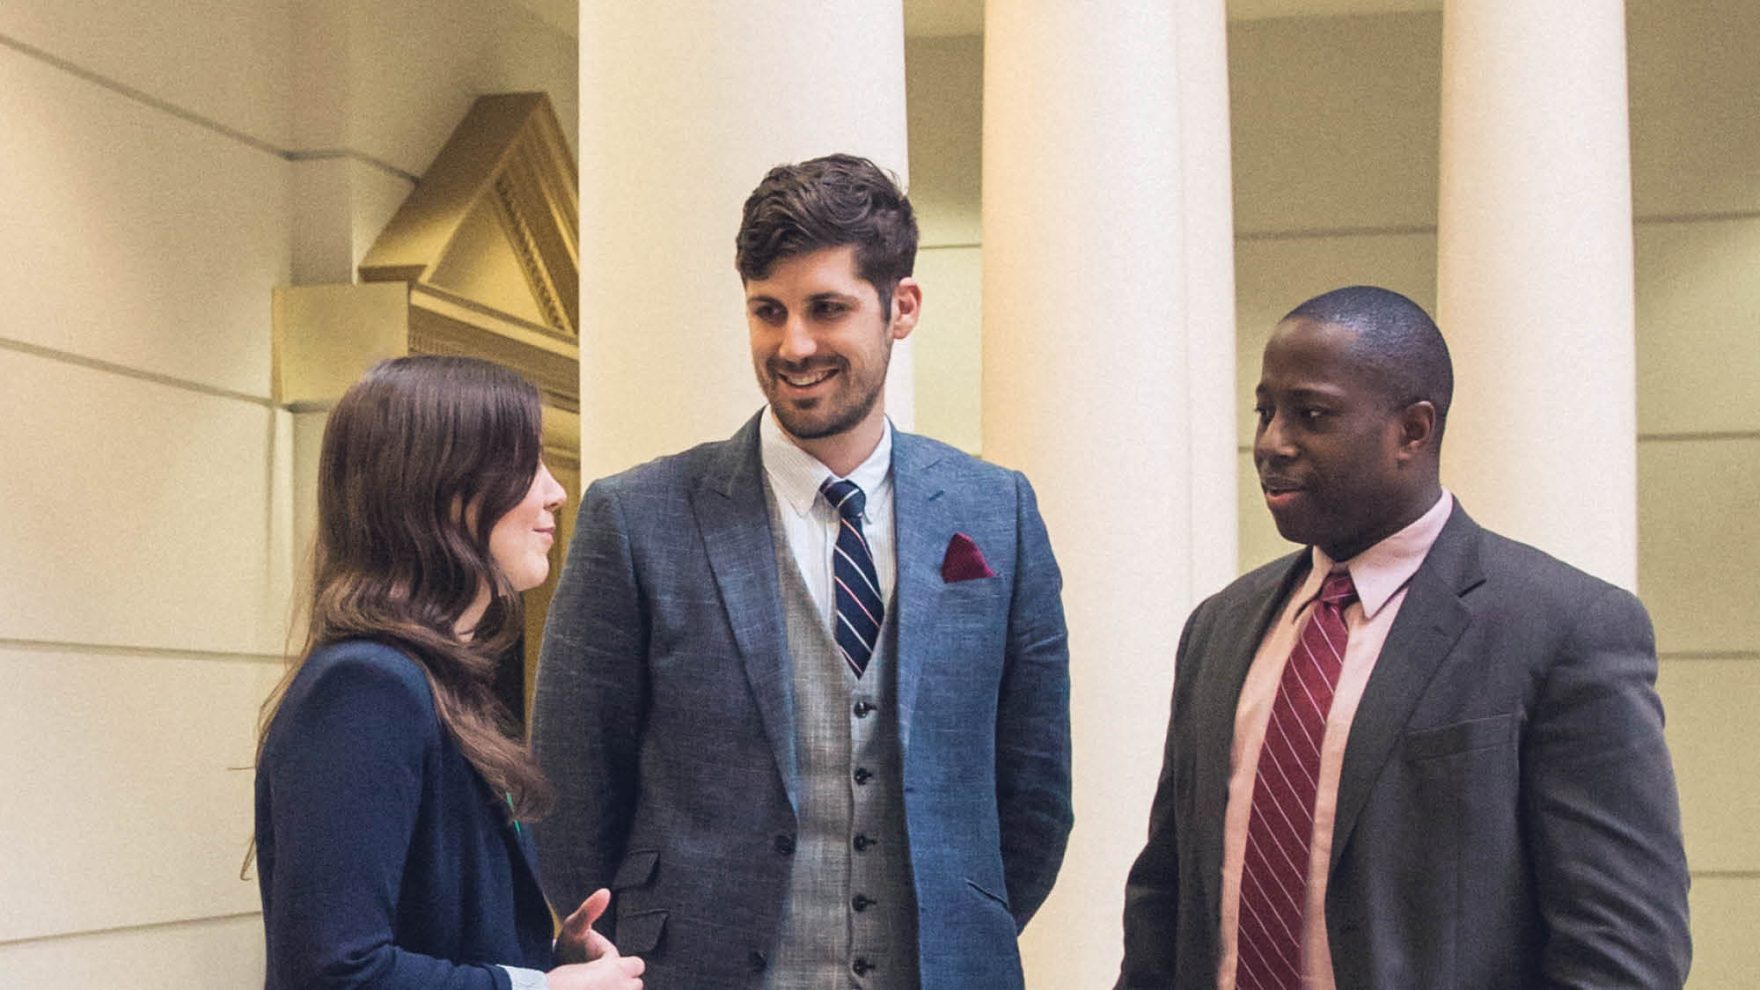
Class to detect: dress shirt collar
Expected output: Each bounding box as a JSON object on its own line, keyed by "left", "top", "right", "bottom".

{"left": 758, "top": 408, "right": 894, "bottom": 519}
{"left": 1298, "top": 489, "right": 1455, "bottom": 621}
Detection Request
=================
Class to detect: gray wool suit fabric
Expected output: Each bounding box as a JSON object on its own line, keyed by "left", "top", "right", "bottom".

{"left": 1117, "top": 505, "right": 1692, "bottom": 989}
{"left": 764, "top": 483, "right": 918, "bottom": 989}
{"left": 531, "top": 413, "right": 1072, "bottom": 990}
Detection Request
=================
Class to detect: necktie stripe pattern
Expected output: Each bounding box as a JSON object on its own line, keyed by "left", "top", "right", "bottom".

{"left": 1237, "top": 569, "right": 1358, "bottom": 990}
{"left": 821, "top": 478, "right": 884, "bottom": 678}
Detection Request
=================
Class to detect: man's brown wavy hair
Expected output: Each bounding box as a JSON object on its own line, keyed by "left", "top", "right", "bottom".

{"left": 734, "top": 153, "right": 918, "bottom": 316}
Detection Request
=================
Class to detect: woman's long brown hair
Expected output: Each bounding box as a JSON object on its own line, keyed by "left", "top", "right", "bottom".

{"left": 257, "top": 355, "right": 553, "bottom": 822}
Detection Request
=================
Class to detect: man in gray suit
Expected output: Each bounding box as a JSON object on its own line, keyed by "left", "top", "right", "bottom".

{"left": 1118, "top": 286, "right": 1691, "bottom": 989}
{"left": 533, "top": 154, "right": 1072, "bottom": 990}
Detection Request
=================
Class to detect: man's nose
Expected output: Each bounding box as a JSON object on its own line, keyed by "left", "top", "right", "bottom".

{"left": 777, "top": 316, "right": 816, "bottom": 362}
{"left": 1254, "top": 414, "right": 1296, "bottom": 462}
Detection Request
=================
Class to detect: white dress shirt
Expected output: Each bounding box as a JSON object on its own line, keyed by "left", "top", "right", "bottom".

{"left": 758, "top": 410, "right": 897, "bottom": 627}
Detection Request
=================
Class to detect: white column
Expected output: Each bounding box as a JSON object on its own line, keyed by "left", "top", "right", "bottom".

{"left": 1436, "top": 0, "right": 1638, "bottom": 589}
{"left": 982, "top": 1, "right": 1236, "bottom": 983}
{"left": 578, "top": 0, "right": 912, "bottom": 480}
{"left": 1177, "top": 0, "right": 1241, "bottom": 600}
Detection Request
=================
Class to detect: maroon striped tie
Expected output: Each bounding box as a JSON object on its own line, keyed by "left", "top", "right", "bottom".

{"left": 1236, "top": 569, "right": 1357, "bottom": 990}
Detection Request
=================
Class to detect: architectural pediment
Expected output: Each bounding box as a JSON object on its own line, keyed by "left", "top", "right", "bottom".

{"left": 275, "top": 92, "right": 580, "bottom": 414}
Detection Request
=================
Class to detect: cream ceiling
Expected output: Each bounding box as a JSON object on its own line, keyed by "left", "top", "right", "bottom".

{"left": 905, "top": 0, "right": 1443, "bottom": 37}
{"left": 525, "top": 2, "right": 1446, "bottom": 42}
{"left": 908, "top": 0, "right": 1443, "bottom": 36}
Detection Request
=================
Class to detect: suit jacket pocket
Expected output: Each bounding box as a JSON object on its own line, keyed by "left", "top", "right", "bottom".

{"left": 942, "top": 575, "right": 1004, "bottom": 607}
{"left": 616, "top": 908, "right": 668, "bottom": 954}
{"left": 1404, "top": 712, "right": 1521, "bottom": 762}
{"left": 612, "top": 849, "right": 659, "bottom": 889}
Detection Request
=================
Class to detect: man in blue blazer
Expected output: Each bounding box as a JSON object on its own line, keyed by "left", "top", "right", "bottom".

{"left": 532, "top": 154, "right": 1072, "bottom": 990}
{"left": 1117, "top": 286, "right": 1691, "bottom": 988}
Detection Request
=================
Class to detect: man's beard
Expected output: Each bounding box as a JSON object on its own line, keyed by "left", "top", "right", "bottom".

{"left": 764, "top": 353, "right": 888, "bottom": 441}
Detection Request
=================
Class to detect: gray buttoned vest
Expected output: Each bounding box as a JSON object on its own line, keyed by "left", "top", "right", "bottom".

{"left": 763, "top": 486, "right": 919, "bottom": 990}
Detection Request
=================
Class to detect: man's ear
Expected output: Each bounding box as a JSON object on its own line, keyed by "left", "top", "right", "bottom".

{"left": 890, "top": 277, "right": 922, "bottom": 341}
{"left": 1396, "top": 400, "right": 1438, "bottom": 459}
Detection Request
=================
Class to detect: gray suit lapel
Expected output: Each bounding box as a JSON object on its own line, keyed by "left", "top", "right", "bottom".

{"left": 1194, "top": 554, "right": 1311, "bottom": 932}
{"left": 691, "top": 413, "right": 800, "bottom": 811}
{"left": 889, "top": 431, "right": 950, "bottom": 758}
{"left": 1329, "top": 508, "right": 1484, "bottom": 870}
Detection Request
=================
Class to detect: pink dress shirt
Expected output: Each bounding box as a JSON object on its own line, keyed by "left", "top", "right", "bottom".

{"left": 1217, "top": 491, "right": 1454, "bottom": 989}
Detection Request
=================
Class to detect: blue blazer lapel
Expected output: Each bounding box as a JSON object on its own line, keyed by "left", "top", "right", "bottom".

{"left": 889, "top": 431, "right": 951, "bottom": 757}
{"left": 485, "top": 784, "right": 551, "bottom": 952}
{"left": 506, "top": 815, "right": 549, "bottom": 911}
{"left": 691, "top": 413, "right": 799, "bottom": 811}
{"left": 1328, "top": 507, "right": 1483, "bottom": 871}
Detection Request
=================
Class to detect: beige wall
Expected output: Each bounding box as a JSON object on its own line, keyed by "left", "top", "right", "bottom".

{"left": 1628, "top": 1, "right": 1760, "bottom": 984}
{"left": 0, "top": 2, "right": 576, "bottom": 983}
{"left": 906, "top": 35, "right": 985, "bottom": 455}
{"left": 904, "top": 2, "right": 1760, "bottom": 983}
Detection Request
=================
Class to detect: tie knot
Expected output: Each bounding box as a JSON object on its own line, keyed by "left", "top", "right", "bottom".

{"left": 820, "top": 478, "right": 867, "bottom": 521}
{"left": 1319, "top": 569, "right": 1358, "bottom": 608}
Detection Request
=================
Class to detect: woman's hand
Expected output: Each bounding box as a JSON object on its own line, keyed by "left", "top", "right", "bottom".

{"left": 547, "top": 955, "right": 645, "bottom": 990}
{"left": 555, "top": 888, "right": 618, "bottom": 965}
{"left": 551, "top": 889, "right": 643, "bottom": 989}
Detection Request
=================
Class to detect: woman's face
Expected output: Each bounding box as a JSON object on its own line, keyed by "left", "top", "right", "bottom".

{"left": 488, "top": 460, "right": 566, "bottom": 593}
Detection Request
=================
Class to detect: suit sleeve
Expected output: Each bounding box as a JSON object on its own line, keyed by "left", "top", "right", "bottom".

{"left": 531, "top": 479, "right": 649, "bottom": 926}
{"left": 1525, "top": 585, "right": 1692, "bottom": 988}
{"left": 1115, "top": 604, "right": 1202, "bottom": 989}
{"left": 995, "top": 470, "right": 1075, "bottom": 930}
{"left": 263, "top": 655, "right": 510, "bottom": 990}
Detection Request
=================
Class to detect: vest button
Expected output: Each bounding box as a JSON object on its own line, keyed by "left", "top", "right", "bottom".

{"left": 852, "top": 893, "right": 873, "bottom": 911}
{"left": 852, "top": 957, "right": 875, "bottom": 976}
{"left": 853, "top": 700, "right": 876, "bottom": 718}
{"left": 853, "top": 834, "right": 873, "bottom": 852}
{"left": 853, "top": 767, "right": 873, "bottom": 785}
{"left": 749, "top": 949, "right": 767, "bottom": 972}
{"left": 774, "top": 834, "right": 795, "bottom": 855}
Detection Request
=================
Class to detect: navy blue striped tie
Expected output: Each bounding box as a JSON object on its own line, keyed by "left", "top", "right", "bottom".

{"left": 821, "top": 478, "right": 884, "bottom": 678}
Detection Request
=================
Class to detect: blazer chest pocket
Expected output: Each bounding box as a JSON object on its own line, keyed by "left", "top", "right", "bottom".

{"left": 941, "top": 575, "right": 1005, "bottom": 612}
{"left": 1404, "top": 712, "right": 1521, "bottom": 762}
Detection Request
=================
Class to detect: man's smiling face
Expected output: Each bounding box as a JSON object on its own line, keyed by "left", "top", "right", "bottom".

{"left": 745, "top": 244, "right": 900, "bottom": 443}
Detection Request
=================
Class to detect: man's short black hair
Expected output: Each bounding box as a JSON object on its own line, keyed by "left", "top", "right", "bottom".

{"left": 1285, "top": 285, "right": 1454, "bottom": 440}
{"left": 735, "top": 154, "right": 918, "bottom": 315}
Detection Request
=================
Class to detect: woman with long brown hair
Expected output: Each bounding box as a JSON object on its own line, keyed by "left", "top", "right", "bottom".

{"left": 253, "top": 356, "right": 641, "bottom": 990}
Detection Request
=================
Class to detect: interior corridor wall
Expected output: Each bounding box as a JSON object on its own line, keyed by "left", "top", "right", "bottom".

{"left": 0, "top": 2, "right": 576, "bottom": 985}
{"left": 903, "top": 3, "right": 1759, "bottom": 983}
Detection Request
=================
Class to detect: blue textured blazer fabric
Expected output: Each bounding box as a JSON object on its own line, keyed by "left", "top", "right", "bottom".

{"left": 531, "top": 413, "right": 1075, "bottom": 990}
{"left": 256, "top": 639, "right": 554, "bottom": 990}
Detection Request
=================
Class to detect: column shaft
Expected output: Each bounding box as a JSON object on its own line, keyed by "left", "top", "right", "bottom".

{"left": 579, "top": 1, "right": 911, "bottom": 479}
{"left": 982, "top": 1, "right": 1235, "bottom": 982}
{"left": 1437, "top": 0, "right": 1638, "bottom": 587}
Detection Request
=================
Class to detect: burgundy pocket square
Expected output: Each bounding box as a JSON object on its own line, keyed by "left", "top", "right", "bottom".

{"left": 941, "top": 533, "right": 996, "bottom": 583}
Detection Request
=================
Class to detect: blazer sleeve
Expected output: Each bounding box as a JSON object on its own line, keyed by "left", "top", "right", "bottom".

{"left": 1115, "top": 604, "right": 1203, "bottom": 989}
{"left": 995, "top": 470, "right": 1075, "bottom": 929}
{"left": 1524, "top": 585, "right": 1692, "bottom": 988}
{"left": 531, "top": 478, "right": 649, "bottom": 923}
{"left": 262, "top": 652, "right": 510, "bottom": 990}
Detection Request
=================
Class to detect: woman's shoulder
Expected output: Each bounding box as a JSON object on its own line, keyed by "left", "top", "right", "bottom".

{"left": 272, "top": 639, "right": 440, "bottom": 745}
{"left": 302, "top": 637, "right": 430, "bottom": 685}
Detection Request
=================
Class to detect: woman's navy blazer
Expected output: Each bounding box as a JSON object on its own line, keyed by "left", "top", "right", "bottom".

{"left": 256, "top": 639, "right": 554, "bottom": 989}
